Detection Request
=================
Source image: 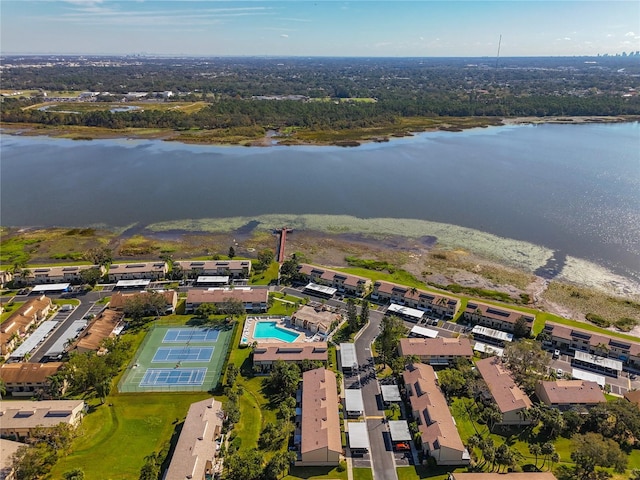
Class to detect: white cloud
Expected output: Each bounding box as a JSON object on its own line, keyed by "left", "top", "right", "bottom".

{"left": 419, "top": 36, "right": 424, "bottom": 41}
{"left": 280, "top": 34, "right": 289, "bottom": 38}
{"left": 564, "top": 37, "right": 571, "bottom": 41}
{"left": 625, "top": 31, "right": 636, "bottom": 37}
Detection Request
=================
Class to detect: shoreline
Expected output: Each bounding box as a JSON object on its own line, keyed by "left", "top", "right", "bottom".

{"left": 1, "top": 115, "right": 636, "bottom": 147}
{"left": 2, "top": 224, "right": 638, "bottom": 336}
{"left": 3, "top": 216, "right": 639, "bottom": 299}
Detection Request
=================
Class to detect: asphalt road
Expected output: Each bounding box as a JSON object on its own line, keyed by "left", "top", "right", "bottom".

{"left": 353, "top": 308, "right": 399, "bottom": 480}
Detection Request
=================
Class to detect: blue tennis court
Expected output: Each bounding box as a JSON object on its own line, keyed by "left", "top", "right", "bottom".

{"left": 162, "top": 328, "right": 219, "bottom": 343}
{"left": 140, "top": 368, "right": 207, "bottom": 386}
{"left": 152, "top": 346, "right": 214, "bottom": 363}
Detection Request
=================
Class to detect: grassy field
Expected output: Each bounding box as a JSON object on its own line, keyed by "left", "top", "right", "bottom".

{"left": 0, "top": 301, "right": 24, "bottom": 322}
{"left": 284, "top": 466, "right": 348, "bottom": 480}
{"left": 24, "top": 101, "right": 209, "bottom": 114}
{"left": 49, "top": 392, "right": 210, "bottom": 480}
{"left": 250, "top": 261, "right": 280, "bottom": 285}
{"left": 0, "top": 228, "right": 113, "bottom": 267}
{"left": 397, "top": 466, "right": 464, "bottom": 480}
{"left": 352, "top": 468, "right": 374, "bottom": 480}
{"left": 543, "top": 281, "right": 640, "bottom": 325}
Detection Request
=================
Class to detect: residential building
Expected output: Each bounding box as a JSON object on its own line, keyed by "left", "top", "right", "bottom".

{"left": 535, "top": 380, "right": 606, "bottom": 411}
{"left": 0, "top": 295, "right": 52, "bottom": 356}
{"left": 542, "top": 321, "right": 640, "bottom": 372}
{"left": 174, "top": 260, "right": 251, "bottom": 279}
{"left": 0, "top": 362, "right": 65, "bottom": 398}
{"left": 298, "top": 368, "right": 341, "bottom": 466}
{"left": 475, "top": 357, "right": 532, "bottom": 426}
{"left": 463, "top": 301, "right": 534, "bottom": 335}
{"left": 108, "top": 290, "right": 178, "bottom": 314}
{"left": 398, "top": 337, "right": 473, "bottom": 366}
{"left": 297, "top": 264, "right": 370, "bottom": 297}
{"left": 253, "top": 343, "right": 329, "bottom": 372}
{"left": 402, "top": 363, "right": 470, "bottom": 465}
{"left": 371, "top": 281, "right": 459, "bottom": 318}
{"left": 15, "top": 265, "right": 104, "bottom": 285}
{"left": 291, "top": 305, "right": 341, "bottom": 335}
{"left": 0, "top": 438, "right": 26, "bottom": 480}
{"left": 0, "top": 400, "right": 85, "bottom": 440}
{"left": 164, "top": 398, "right": 224, "bottom": 480}
{"left": 107, "top": 262, "right": 168, "bottom": 282}
{"left": 71, "top": 309, "right": 124, "bottom": 354}
{"left": 185, "top": 288, "right": 268, "bottom": 313}
{"left": 625, "top": 390, "right": 640, "bottom": 408}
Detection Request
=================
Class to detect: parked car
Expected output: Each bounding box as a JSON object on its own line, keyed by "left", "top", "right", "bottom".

{"left": 394, "top": 442, "right": 410, "bottom": 451}
{"left": 556, "top": 368, "right": 563, "bottom": 376}
{"left": 553, "top": 349, "right": 560, "bottom": 359}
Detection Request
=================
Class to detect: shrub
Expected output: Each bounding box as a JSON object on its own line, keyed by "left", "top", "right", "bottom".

{"left": 615, "top": 317, "right": 639, "bottom": 332}
{"left": 585, "top": 313, "right": 611, "bottom": 328}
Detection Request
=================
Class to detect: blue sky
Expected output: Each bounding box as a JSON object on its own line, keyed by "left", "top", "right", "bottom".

{"left": 2, "top": 1, "right": 639, "bottom": 56}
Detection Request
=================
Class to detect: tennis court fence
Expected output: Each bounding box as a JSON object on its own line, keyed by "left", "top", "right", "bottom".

{"left": 117, "top": 323, "right": 230, "bottom": 394}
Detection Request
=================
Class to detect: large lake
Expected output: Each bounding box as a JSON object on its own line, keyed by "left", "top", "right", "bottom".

{"left": 1, "top": 122, "right": 639, "bottom": 284}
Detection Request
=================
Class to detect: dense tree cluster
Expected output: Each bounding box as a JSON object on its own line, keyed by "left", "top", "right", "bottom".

{"left": 62, "top": 336, "right": 132, "bottom": 402}
{"left": 2, "top": 56, "right": 639, "bottom": 133}
{"left": 11, "top": 424, "right": 76, "bottom": 480}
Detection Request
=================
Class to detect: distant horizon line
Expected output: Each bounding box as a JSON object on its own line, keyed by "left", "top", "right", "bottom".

{"left": 2, "top": 52, "right": 637, "bottom": 59}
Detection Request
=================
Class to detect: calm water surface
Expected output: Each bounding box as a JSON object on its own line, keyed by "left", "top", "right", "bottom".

{"left": 1, "top": 123, "right": 638, "bottom": 281}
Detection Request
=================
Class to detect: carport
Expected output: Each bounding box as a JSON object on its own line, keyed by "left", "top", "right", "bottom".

{"left": 115, "top": 279, "right": 150, "bottom": 289}
{"left": 347, "top": 421, "right": 370, "bottom": 453}
{"left": 340, "top": 342, "right": 358, "bottom": 373}
{"left": 381, "top": 384, "right": 402, "bottom": 405}
{"left": 303, "top": 282, "right": 337, "bottom": 298}
{"left": 345, "top": 389, "right": 365, "bottom": 417}
{"left": 388, "top": 303, "right": 423, "bottom": 323}
{"left": 31, "top": 283, "right": 71, "bottom": 293}
{"left": 388, "top": 420, "right": 412, "bottom": 445}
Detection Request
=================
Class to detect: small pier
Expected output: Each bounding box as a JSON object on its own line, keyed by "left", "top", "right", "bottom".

{"left": 276, "top": 227, "right": 293, "bottom": 263}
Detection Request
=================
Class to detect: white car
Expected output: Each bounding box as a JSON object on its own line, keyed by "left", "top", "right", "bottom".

{"left": 556, "top": 368, "right": 563, "bottom": 376}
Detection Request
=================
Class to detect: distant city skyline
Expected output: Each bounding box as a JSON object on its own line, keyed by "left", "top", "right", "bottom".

{"left": 1, "top": 1, "right": 639, "bottom": 57}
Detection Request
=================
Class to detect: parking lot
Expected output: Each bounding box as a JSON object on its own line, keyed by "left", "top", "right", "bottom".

{"left": 548, "top": 353, "right": 640, "bottom": 396}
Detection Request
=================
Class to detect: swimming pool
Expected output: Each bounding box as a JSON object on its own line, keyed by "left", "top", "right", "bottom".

{"left": 253, "top": 321, "right": 300, "bottom": 343}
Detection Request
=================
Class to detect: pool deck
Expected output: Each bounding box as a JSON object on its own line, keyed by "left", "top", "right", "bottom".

{"left": 241, "top": 316, "right": 325, "bottom": 346}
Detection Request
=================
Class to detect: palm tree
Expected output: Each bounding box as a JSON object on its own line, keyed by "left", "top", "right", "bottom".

{"left": 466, "top": 434, "right": 482, "bottom": 462}
{"left": 595, "top": 342, "right": 610, "bottom": 358}
{"left": 19, "top": 268, "right": 32, "bottom": 285}
{"left": 540, "top": 442, "right": 555, "bottom": 470}
{"left": 528, "top": 443, "right": 542, "bottom": 470}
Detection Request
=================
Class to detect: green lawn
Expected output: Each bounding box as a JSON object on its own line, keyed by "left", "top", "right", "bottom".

{"left": 49, "top": 392, "right": 209, "bottom": 480}
{"left": 397, "top": 466, "right": 464, "bottom": 480}
{"left": 225, "top": 319, "right": 278, "bottom": 453}
{"left": 284, "top": 466, "right": 348, "bottom": 480}
{"left": 1, "top": 301, "right": 24, "bottom": 323}
{"left": 251, "top": 261, "right": 280, "bottom": 285}
{"left": 53, "top": 298, "right": 81, "bottom": 307}
{"left": 336, "top": 266, "right": 424, "bottom": 289}
{"left": 353, "top": 467, "right": 374, "bottom": 480}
